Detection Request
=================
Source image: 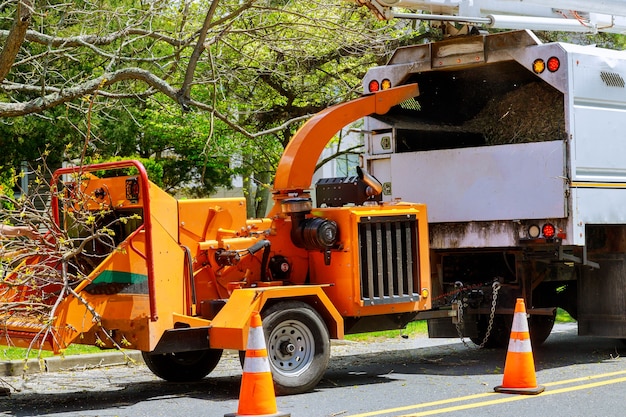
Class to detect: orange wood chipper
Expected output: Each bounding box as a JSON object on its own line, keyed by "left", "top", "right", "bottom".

{"left": 0, "top": 84, "right": 437, "bottom": 394}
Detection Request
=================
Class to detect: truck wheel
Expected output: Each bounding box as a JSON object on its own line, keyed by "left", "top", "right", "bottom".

{"left": 261, "top": 301, "right": 330, "bottom": 395}
{"left": 528, "top": 313, "right": 555, "bottom": 347}
{"left": 471, "top": 313, "right": 555, "bottom": 348}
{"left": 470, "top": 315, "right": 511, "bottom": 348}
{"left": 142, "top": 349, "right": 223, "bottom": 382}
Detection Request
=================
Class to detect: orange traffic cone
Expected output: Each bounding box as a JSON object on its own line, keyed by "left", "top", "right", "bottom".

{"left": 225, "top": 312, "right": 290, "bottom": 417}
{"left": 494, "top": 298, "right": 545, "bottom": 395}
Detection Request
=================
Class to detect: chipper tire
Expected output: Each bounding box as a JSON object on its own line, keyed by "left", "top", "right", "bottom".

{"left": 142, "top": 349, "right": 223, "bottom": 382}
{"left": 240, "top": 300, "right": 330, "bottom": 395}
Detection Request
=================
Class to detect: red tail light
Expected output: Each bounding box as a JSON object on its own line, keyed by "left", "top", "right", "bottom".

{"left": 542, "top": 223, "right": 556, "bottom": 239}
{"left": 547, "top": 57, "right": 560, "bottom": 72}
{"left": 368, "top": 80, "right": 380, "bottom": 93}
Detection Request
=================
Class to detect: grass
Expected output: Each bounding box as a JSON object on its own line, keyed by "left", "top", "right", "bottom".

{"left": 0, "top": 310, "right": 578, "bottom": 359}
{"left": 555, "top": 307, "right": 576, "bottom": 323}
{"left": 0, "top": 344, "right": 104, "bottom": 361}
{"left": 346, "top": 308, "right": 576, "bottom": 342}
{"left": 345, "top": 320, "right": 428, "bottom": 342}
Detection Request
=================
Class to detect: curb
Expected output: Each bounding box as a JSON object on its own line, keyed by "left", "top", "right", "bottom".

{"left": 0, "top": 340, "right": 438, "bottom": 377}
{"left": 0, "top": 343, "right": 357, "bottom": 378}
{"left": 0, "top": 350, "right": 144, "bottom": 377}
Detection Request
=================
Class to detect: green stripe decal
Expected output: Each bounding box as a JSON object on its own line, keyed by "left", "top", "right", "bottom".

{"left": 92, "top": 270, "right": 148, "bottom": 285}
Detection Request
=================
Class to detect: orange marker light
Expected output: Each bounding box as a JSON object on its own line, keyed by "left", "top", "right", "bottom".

{"left": 381, "top": 79, "right": 392, "bottom": 90}
{"left": 532, "top": 59, "right": 545, "bottom": 74}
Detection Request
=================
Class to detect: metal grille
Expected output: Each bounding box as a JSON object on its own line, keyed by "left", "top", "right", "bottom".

{"left": 358, "top": 214, "right": 419, "bottom": 305}
{"left": 399, "top": 97, "right": 421, "bottom": 111}
{"left": 600, "top": 71, "right": 625, "bottom": 88}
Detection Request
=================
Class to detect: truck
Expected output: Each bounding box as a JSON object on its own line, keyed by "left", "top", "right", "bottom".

{"left": 0, "top": 85, "right": 435, "bottom": 395}
{"left": 355, "top": 3, "right": 626, "bottom": 346}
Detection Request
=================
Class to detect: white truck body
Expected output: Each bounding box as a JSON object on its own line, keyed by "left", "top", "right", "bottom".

{"left": 359, "top": 30, "right": 626, "bottom": 339}
{"left": 363, "top": 31, "right": 626, "bottom": 249}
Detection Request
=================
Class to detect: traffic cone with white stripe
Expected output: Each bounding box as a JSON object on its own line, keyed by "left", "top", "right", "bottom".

{"left": 225, "top": 312, "right": 290, "bottom": 417}
{"left": 494, "top": 298, "right": 545, "bottom": 395}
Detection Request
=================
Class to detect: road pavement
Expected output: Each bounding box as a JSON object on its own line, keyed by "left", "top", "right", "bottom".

{"left": 4, "top": 323, "right": 625, "bottom": 417}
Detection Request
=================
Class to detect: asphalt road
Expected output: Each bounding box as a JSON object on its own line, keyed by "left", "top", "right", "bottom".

{"left": 1, "top": 323, "right": 625, "bottom": 417}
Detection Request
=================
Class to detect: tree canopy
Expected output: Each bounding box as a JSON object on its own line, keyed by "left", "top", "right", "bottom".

{"left": 0, "top": 0, "right": 426, "bottom": 214}
{"left": 6, "top": 2, "right": 622, "bottom": 216}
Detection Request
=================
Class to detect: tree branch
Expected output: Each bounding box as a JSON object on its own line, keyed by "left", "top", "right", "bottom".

{"left": 0, "top": 68, "right": 176, "bottom": 117}
{"left": 177, "top": 0, "right": 221, "bottom": 109}
{"left": 0, "top": 0, "right": 32, "bottom": 83}
{"left": 0, "top": 27, "right": 191, "bottom": 49}
{"left": 315, "top": 144, "right": 363, "bottom": 171}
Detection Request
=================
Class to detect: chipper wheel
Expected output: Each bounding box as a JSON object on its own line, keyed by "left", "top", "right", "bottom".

{"left": 142, "top": 348, "right": 223, "bottom": 382}
{"left": 240, "top": 300, "right": 331, "bottom": 395}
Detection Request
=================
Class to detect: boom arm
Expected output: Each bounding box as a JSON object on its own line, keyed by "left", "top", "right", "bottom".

{"left": 353, "top": 0, "right": 626, "bottom": 33}
{"left": 270, "top": 83, "right": 419, "bottom": 215}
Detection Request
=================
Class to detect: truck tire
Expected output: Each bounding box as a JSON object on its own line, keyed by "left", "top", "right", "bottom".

{"left": 142, "top": 349, "right": 223, "bottom": 382}
{"left": 470, "top": 315, "right": 511, "bottom": 349}
{"left": 470, "top": 313, "right": 555, "bottom": 348}
{"left": 260, "top": 301, "right": 330, "bottom": 395}
{"left": 528, "top": 313, "right": 555, "bottom": 347}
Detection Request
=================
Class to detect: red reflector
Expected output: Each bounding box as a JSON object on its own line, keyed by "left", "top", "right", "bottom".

{"left": 125, "top": 177, "right": 140, "bottom": 202}
{"left": 547, "top": 57, "right": 560, "bottom": 72}
{"left": 369, "top": 80, "right": 380, "bottom": 93}
{"left": 542, "top": 223, "right": 556, "bottom": 239}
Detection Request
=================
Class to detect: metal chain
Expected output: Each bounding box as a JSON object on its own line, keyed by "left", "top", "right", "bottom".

{"left": 454, "top": 280, "right": 501, "bottom": 349}
{"left": 477, "top": 281, "right": 501, "bottom": 348}
{"left": 454, "top": 300, "right": 471, "bottom": 348}
{"left": 433, "top": 281, "right": 490, "bottom": 303}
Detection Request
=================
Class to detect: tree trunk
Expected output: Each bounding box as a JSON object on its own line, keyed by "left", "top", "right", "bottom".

{"left": 0, "top": 0, "right": 32, "bottom": 83}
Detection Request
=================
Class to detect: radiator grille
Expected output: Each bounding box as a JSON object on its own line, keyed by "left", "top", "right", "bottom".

{"left": 358, "top": 214, "right": 419, "bottom": 305}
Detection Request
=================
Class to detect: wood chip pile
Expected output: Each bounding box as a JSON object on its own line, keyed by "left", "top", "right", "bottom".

{"left": 464, "top": 82, "right": 566, "bottom": 145}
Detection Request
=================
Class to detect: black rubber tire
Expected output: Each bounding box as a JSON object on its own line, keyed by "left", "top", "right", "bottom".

{"left": 528, "top": 313, "right": 556, "bottom": 347}
{"left": 470, "top": 315, "right": 512, "bottom": 349}
{"left": 142, "top": 349, "right": 223, "bottom": 382}
{"left": 260, "top": 301, "right": 330, "bottom": 395}
{"left": 470, "top": 313, "right": 555, "bottom": 349}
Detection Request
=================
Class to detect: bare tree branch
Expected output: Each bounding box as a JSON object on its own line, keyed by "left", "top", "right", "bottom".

{"left": 0, "top": 68, "right": 175, "bottom": 117}
{"left": 315, "top": 144, "right": 362, "bottom": 171}
{"left": 177, "top": 0, "right": 221, "bottom": 108}
{"left": 0, "top": 0, "right": 32, "bottom": 83}
{"left": 0, "top": 28, "right": 191, "bottom": 49}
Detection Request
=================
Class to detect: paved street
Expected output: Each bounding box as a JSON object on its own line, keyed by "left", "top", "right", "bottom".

{"left": 1, "top": 323, "right": 625, "bottom": 416}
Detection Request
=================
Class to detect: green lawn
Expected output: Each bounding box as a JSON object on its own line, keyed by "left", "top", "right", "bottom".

{"left": 0, "top": 344, "right": 104, "bottom": 361}
{"left": 0, "top": 309, "right": 577, "bottom": 359}
{"left": 346, "top": 308, "right": 575, "bottom": 341}
{"left": 555, "top": 308, "right": 575, "bottom": 323}
{"left": 345, "top": 320, "right": 428, "bottom": 342}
